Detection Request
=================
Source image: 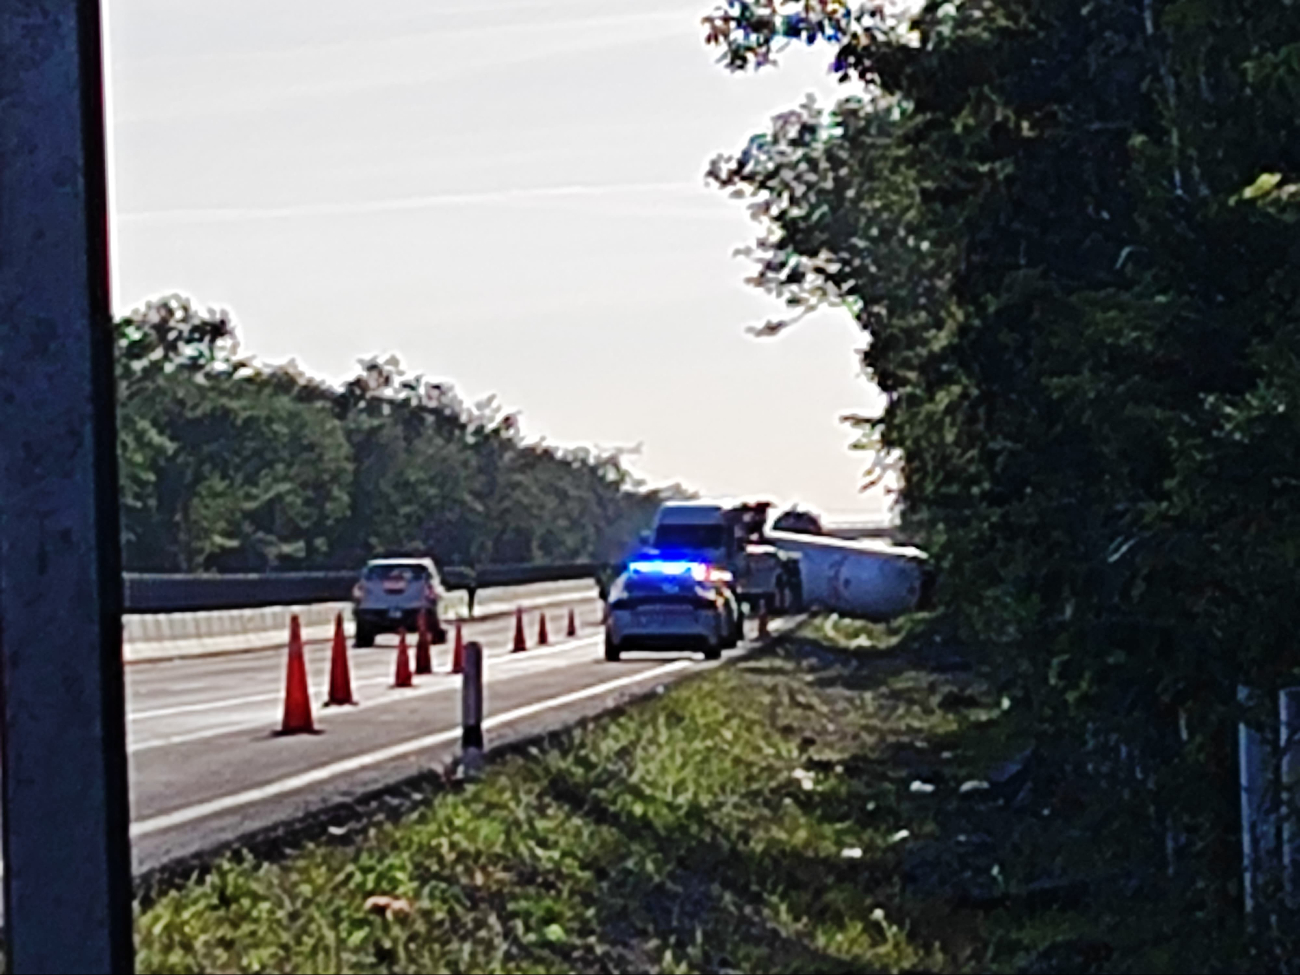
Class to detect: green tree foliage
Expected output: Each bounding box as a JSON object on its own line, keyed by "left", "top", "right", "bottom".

{"left": 115, "top": 295, "right": 675, "bottom": 573}
{"left": 704, "top": 0, "right": 1300, "bottom": 925}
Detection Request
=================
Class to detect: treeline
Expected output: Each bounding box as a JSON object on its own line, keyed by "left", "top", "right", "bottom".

{"left": 707, "top": 0, "right": 1300, "bottom": 944}
{"left": 115, "top": 295, "right": 681, "bottom": 573}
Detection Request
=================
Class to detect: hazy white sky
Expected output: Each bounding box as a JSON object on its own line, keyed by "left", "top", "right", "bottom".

{"left": 102, "top": 0, "right": 894, "bottom": 522}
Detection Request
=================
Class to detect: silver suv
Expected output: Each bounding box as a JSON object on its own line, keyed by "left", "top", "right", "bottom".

{"left": 351, "top": 558, "right": 448, "bottom": 647}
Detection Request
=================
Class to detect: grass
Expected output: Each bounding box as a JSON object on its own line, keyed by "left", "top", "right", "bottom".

{"left": 131, "top": 614, "right": 1248, "bottom": 973}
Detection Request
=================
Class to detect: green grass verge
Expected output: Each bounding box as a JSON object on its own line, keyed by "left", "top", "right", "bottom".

{"left": 132, "top": 616, "right": 1243, "bottom": 973}
{"left": 135, "top": 625, "right": 961, "bottom": 973}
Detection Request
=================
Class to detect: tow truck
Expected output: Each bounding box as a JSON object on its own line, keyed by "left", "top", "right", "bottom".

{"left": 643, "top": 500, "right": 802, "bottom": 616}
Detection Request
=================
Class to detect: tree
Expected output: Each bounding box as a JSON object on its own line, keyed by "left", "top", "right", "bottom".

{"left": 115, "top": 296, "right": 354, "bottom": 571}
{"left": 113, "top": 297, "right": 672, "bottom": 573}
{"left": 704, "top": 0, "right": 1300, "bottom": 931}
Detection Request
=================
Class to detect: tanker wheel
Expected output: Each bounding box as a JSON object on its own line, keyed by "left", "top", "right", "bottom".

{"left": 723, "top": 610, "right": 741, "bottom": 649}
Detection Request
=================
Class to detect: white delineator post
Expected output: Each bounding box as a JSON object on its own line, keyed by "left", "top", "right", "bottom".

{"left": 461, "top": 641, "right": 485, "bottom": 777}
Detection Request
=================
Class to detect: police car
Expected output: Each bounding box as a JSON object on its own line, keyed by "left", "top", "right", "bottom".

{"left": 603, "top": 554, "right": 743, "bottom": 662}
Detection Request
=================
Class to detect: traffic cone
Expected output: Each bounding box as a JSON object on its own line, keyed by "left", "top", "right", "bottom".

{"left": 512, "top": 607, "right": 527, "bottom": 653}
{"left": 567, "top": 607, "right": 577, "bottom": 638}
{"left": 538, "top": 612, "right": 549, "bottom": 646}
{"left": 324, "top": 613, "right": 355, "bottom": 706}
{"left": 279, "top": 615, "right": 316, "bottom": 734}
{"left": 450, "top": 620, "right": 465, "bottom": 674}
{"left": 393, "top": 628, "right": 413, "bottom": 688}
{"left": 758, "top": 600, "right": 770, "bottom": 638}
{"left": 415, "top": 611, "right": 433, "bottom": 675}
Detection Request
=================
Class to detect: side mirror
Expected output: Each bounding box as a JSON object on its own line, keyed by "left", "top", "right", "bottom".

{"left": 638, "top": 530, "right": 652, "bottom": 545}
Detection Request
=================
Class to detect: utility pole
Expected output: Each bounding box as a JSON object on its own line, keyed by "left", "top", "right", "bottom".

{"left": 0, "top": 2, "right": 135, "bottom": 971}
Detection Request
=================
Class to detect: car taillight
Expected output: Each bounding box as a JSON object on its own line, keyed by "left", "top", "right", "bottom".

{"left": 351, "top": 582, "right": 365, "bottom": 602}
{"left": 425, "top": 583, "right": 436, "bottom": 601}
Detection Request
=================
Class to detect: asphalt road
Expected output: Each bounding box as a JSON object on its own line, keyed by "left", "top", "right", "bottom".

{"left": 122, "top": 591, "right": 774, "bottom": 875}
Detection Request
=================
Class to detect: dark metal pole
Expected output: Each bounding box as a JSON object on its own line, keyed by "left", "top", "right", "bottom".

{"left": 0, "top": 2, "right": 135, "bottom": 972}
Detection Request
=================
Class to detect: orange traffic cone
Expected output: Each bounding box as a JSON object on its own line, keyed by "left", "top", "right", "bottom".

{"left": 415, "top": 610, "right": 433, "bottom": 675}
{"left": 512, "top": 607, "right": 528, "bottom": 653}
{"left": 538, "top": 612, "right": 549, "bottom": 646}
{"left": 758, "top": 600, "right": 770, "bottom": 638}
{"left": 450, "top": 620, "right": 465, "bottom": 675}
{"left": 324, "top": 613, "right": 355, "bottom": 706}
{"left": 567, "top": 607, "right": 577, "bottom": 638}
{"left": 279, "top": 615, "right": 316, "bottom": 734}
{"left": 393, "top": 628, "right": 413, "bottom": 687}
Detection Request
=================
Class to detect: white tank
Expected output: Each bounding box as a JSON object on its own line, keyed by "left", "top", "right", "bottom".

{"left": 767, "top": 530, "right": 929, "bottom": 620}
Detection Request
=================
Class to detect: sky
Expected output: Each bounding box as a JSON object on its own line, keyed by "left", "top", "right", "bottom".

{"left": 102, "top": 0, "right": 896, "bottom": 523}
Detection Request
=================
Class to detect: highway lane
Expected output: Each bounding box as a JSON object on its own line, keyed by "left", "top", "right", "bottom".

{"left": 119, "top": 591, "right": 781, "bottom": 875}
{"left": 124, "top": 592, "right": 601, "bottom": 754}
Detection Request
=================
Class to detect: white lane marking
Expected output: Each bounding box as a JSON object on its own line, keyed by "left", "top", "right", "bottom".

{"left": 131, "top": 692, "right": 281, "bottom": 720}
{"left": 129, "top": 718, "right": 280, "bottom": 752}
{"left": 128, "top": 634, "right": 600, "bottom": 721}
{"left": 126, "top": 636, "right": 605, "bottom": 752}
{"left": 130, "top": 658, "right": 693, "bottom": 837}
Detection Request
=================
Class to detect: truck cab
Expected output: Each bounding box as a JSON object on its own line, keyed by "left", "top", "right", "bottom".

{"left": 647, "top": 501, "right": 801, "bottom": 614}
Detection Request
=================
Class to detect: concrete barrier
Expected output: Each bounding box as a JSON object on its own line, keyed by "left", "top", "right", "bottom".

{"left": 121, "top": 579, "right": 599, "bottom": 664}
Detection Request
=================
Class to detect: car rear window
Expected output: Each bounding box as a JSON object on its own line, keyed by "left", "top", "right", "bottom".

{"left": 652, "top": 524, "right": 726, "bottom": 550}
{"left": 363, "top": 564, "right": 430, "bottom": 582}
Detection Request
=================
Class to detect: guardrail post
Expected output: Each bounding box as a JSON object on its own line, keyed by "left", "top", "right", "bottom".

{"left": 461, "top": 641, "right": 484, "bottom": 777}
{"left": 0, "top": 1, "right": 135, "bottom": 970}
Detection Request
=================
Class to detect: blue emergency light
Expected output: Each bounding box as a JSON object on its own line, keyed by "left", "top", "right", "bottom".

{"left": 628, "top": 560, "right": 710, "bottom": 581}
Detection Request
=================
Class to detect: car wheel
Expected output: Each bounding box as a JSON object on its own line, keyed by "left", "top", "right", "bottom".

{"left": 355, "top": 625, "right": 375, "bottom": 648}
{"left": 703, "top": 643, "right": 723, "bottom": 661}
{"left": 604, "top": 634, "right": 621, "bottom": 662}
{"left": 432, "top": 626, "right": 448, "bottom": 644}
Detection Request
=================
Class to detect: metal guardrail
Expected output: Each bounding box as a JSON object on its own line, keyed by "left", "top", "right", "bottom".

{"left": 473, "top": 561, "right": 605, "bottom": 587}
{"left": 123, "top": 562, "right": 609, "bottom": 613}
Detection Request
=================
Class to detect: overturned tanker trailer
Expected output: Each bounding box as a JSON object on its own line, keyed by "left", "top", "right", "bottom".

{"left": 766, "top": 529, "right": 934, "bottom": 621}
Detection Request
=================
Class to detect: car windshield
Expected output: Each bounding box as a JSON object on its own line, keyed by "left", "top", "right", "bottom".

{"left": 363, "top": 563, "right": 430, "bottom": 582}
{"left": 651, "top": 524, "right": 726, "bottom": 551}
